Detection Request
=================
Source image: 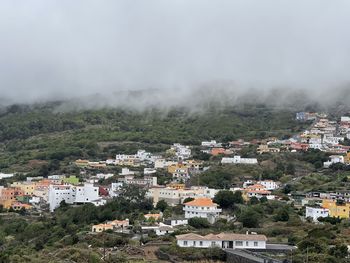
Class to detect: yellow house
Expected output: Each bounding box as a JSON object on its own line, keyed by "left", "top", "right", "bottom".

{"left": 167, "top": 164, "right": 189, "bottom": 174}
{"left": 167, "top": 183, "right": 185, "bottom": 190}
{"left": 10, "top": 182, "right": 36, "bottom": 196}
{"left": 322, "top": 199, "right": 350, "bottom": 218}
{"left": 11, "top": 202, "right": 32, "bottom": 211}
{"left": 344, "top": 152, "right": 350, "bottom": 164}
{"left": 91, "top": 224, "right": 113, "bottom": 233}
{"left": 185, "top": 160, "right": 203, "bottom": 170}
{"left": 0, "top": 199, "right": 15, "bottom": 209}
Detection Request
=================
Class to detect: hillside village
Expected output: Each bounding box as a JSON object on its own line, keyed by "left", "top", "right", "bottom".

{"left": 1, "top": 112, "right": 350, "bottom": 262}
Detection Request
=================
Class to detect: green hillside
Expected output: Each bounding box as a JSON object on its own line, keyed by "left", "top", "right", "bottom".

{"left": 0, "top": 103, "right": 307, "bottom": 172}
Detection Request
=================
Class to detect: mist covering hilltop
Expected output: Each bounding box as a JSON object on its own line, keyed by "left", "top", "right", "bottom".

{"left": 1, "top": 1, "right": 350, "bottom": 110}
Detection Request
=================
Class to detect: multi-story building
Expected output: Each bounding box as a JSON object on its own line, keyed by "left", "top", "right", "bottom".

{"left": 344, "top": 152, "right": 350, "bottom": 165}
{"left": 170, "top": 143, "right": 191, "bottom": 160}
{"left": 243, "top": 180, "right": 279, "bottom": 190}
{"left": 183, "top": 198, "right": 221, "bottom": 223}
{"left": 118, "top": 175, "right": 157, "bottom": 187}
{"left": 168, "top": 163, "right": 190, "bottom": 182}
{"left": 48, "top": 183, "right": 101, "bottom": 212}
{"left": 0, "top": 187, "right": 24, "bottom": 208}
{"left": 147, "top": 186, "right": 218, "bottom": 206}
{"left": 10, "top": 182, "right": 36, "bottom": 196}
{"left": 257, "top": 144, "right": 280, "bottom": 154}
{"left": 322, "top": 199, "right": 350, "bottom": 219}
{"left": 242, "top": 184, "right": 275, "bottom": 200}
{"left": 154, "top": 159, "right": 178, "bottom": 169}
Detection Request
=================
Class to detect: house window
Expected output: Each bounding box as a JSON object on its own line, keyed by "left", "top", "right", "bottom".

{"left": 211, "top": 241, "right": 216, "bottom": 246}
{"left": 246, "top": 241, "right": 249, "bottom": 246}
{"left": 193, "top": 241, "right": 196, "bottom": 246}
{"left": 235, "top": 241, "right": 243, "bottom": 246}
{"left": 254, "top": 242, "right": 258, "bottom": 247}
{"left": 199, "top": 241, "right": 203, "bottom": 246}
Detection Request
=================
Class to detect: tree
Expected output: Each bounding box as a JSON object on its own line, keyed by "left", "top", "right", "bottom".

{"left": 283, "top": 184, "right": 293, "bottom": 194}
{"left": 286, "top": 163, "right": 295, "bottom": 175}
{"left": 232, "top": 191, "right": 244, "bottom": 204}
{"left": 188, "top": 217, "right": 211, "bottom": 228}
{"left": 183, "top": 197, "right": 194, "bottom": 204}
{"left": 329, "top": 244, "right": 348, "bottom": 259}
{"left": 249, "top": 196, "right": 259, "bottom": 205}
{"left": 274, "top": 207, "right": 290, "bottom": 222}
{"left": 214, "top": 190, "right": 235, "bottom": 209}
{"left": 260, "top": 196, "right": 268, "bottom": 203}
{"left": 239, "top": 209, "right": 260, "bottom": 228}
{"left": 119, "top": 184, "right": 147, "bottom": 203}
{"left": 156, "top": 200, "right": 168, "bottom": 212}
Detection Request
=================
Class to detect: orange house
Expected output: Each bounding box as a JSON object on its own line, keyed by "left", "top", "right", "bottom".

{"left": 0, "top": 187, "right": 24, "bottom": 208}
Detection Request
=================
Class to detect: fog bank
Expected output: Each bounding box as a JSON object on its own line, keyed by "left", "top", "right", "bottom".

{"left": 1, "top": 1, "right": 350, "bottom": 108}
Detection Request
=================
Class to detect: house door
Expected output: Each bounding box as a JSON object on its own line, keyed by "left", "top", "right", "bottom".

{"left": 228, "top": 241, "right": 233, "bottom": 248}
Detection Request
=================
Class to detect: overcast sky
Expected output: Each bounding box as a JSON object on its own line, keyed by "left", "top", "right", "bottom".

{"left": 1, "top": 0, "right": 350, "bottom": 105}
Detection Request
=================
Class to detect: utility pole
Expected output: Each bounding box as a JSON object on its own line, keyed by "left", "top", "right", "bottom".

{"left": 103, "top": 233, "right": 106, "bottom": 262}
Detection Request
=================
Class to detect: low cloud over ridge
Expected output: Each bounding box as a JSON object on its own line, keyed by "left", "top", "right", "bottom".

{"left": 1, "top": 1, "right": 350, "bottom": 107}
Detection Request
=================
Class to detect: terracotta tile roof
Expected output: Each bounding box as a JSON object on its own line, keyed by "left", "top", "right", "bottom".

{"left": 176, "top": 232, "right": 267, "bottom": 241}
{"left": 93, "top": 223, "right": 113, "bottom": 228}
{"left": 217, "top": 233, "right": 267, "bottom": 241}
{"left": 184, "top": 198, "right": 218, "bottom": 207}
{"left": 144, "top": 213, "right": 161, "bottom": 218}
{"left": 176, "top": 233, "right": 205, "bottom": 240}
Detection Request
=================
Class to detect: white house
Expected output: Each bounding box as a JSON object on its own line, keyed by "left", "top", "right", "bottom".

{"left": 75, "top": 183, "right": 99, "bottom": 203}
{"left": 257, "top": 180, "right": 279, "bottom": 190}
{"left": 119, "top": 168, "right": 136, "bottom": 176}
{"left": 183, "top": 198, "right": 222, "bottom": 223}
{"left": 154, "top": 159, "right": 178, "bottom": 169}
{"left": 243, "top": 180, "right": 279, "bottom": 190}
{"left": 156, "top": 223, "right": 175, "bottom": 236}
{"left": 323, "top": 155, "right": 345, "bottom": 168}
{"left": 176, "top": 232, "right": 267, "bottom": 249}
{"left": 48, "top": 183, "right": 101, "bottom": 212}
{"left": 164, "top": 218, "right": 188, "bottom": 227}
{"left": 106, "top": 159, "right": 116, "bottom": 165}
{"left": 48, "top": 185, "right": 75, "bottom": 211}
{"left": 109, "top": 182, "right": 123, "bottom": 197}
{"left": 96, "top": 173, "right": 114, "bottom": 180}
{"left": 0, "top": 173, "right": 14, "bottom": 179}
{"left": 323, "top": 135, "right": 344, "bottom": 145}
{"left": 221, "top": 156, "right": 258, "bottom": 165}
{"left": 305, "top": 206, "right": 329, "bottom": 222}
{"left": 144, "top": 168, "right": 157, "bottom": 175}
{"left": 201, "top": 140, "right": 218, "bottom": 147}
{"left": 341, "top": 116, "right": 350, "bottom": 123}
{"left": 171, "top": 143, "right": 192, "bottom": 160}
{"left": 118, "top": 175, "right": 157, "bottom": 187}
{"left": 244, "top": 184, "right": 275, "bottom": 200}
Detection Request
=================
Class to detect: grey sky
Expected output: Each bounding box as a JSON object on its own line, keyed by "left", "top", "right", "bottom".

{"left": 1, "top": 0, "right": 350, "bottom": 105}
